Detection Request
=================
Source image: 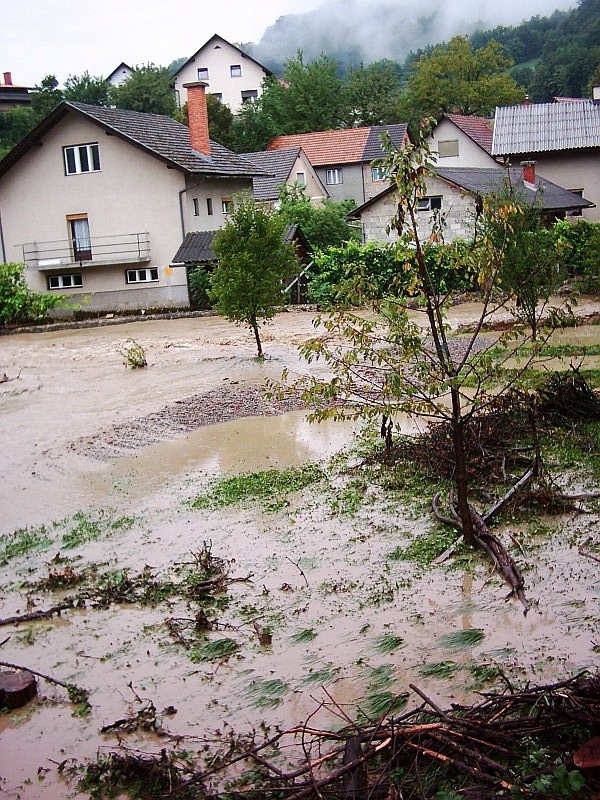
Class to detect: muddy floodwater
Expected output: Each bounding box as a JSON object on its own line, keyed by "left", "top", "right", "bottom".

{"left": 0, "top": 305, "right": 599, "bottom": 799}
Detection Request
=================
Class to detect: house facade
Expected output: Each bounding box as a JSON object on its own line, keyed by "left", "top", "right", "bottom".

{"left": 350, "top": 166, "right": 593, "bottom": 245}
{"left": 492, "top": 97, "right": 600, "bottom": 221}
{"left": 0, "top": 83, "right": 262, "bottom": 312}
{"left": 240, "top": 147, "right": 328, "bottom": 207}
{"left": 173, "top": 35, "right": 272, "bottom": 115}
{"left": 266, "top": 124, "right": 410, "bottom": 206}
{"left": 106, "top": 63, "right": 133, "bottom": 87}
{"left": 0, "top": 72, "right": 31, "bottom": 110}
{"left": 428, "top": 114, "right": 498, "bottom": 168}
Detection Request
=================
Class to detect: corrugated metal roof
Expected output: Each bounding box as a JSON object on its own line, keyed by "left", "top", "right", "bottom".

{"left": 267, "top": 124, "right": 408, "bottom": 166}
{"left": 492, "top": 101, "right": 600, "bottom": 155}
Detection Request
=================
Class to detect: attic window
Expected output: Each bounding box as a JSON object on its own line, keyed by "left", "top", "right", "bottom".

{"left": 438, "top": 139, "right": 459, "bottom": 158}
{"left": 230, "top": 64, "right": 242, "bottom": 78}
{"left": 295, "top": 172, "right": 306, "bottom": 187}
{"left": 417, "top": 196, "right": 442, "bottom": 212}
{"left": 64, "top": 143, "right": 100, "bottom": 175}
{"left": 197, "top": 67, "right": 209, "bottom": 80}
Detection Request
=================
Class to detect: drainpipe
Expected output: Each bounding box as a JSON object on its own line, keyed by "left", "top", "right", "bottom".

{"left": 178, "top": 179, "right": 204, "bottom": 239}
{"left": 0, "top": 208, "right": 6, "bottom": 263}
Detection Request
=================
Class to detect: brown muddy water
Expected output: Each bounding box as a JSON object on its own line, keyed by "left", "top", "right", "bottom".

{"left": 0, "top": 305, "right": 599, "bottom": 799}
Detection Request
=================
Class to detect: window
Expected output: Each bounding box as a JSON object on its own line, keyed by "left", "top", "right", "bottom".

{"left": 47, "top": 273, "right": 82, "bottom": 290}
{"left": 371, "top": 166, "right": 388, "bottom": 181}
{"left": 207, "top": 198, "right": 213, "bottom": 216}
{"left": 325, "top": 168, "right": 343, "bottom": 185}
{"left": 417, "top": 196, "right": 442, "bottom": 212}
{"left": 230, "top": 64, "right": 242, "bottom": 77}
{"left": 67, "top": 214, "right": 92, "bottom": 261}
{"left": 126, "top": 268, "right": 159, "bottom": 283}
{"left": 438, "top": 139, "right": 459, "bottom": 158}
{"left": 567, "top": 189, "right": 584, "bottom": 216}
{"left": 210, "top": 92, "right": 223, "bottom": 102}
{"left": 197, "top": 67, "right": 209, "bottom": 80}
{"left": 193, "top": 198, "right": 200, "bottom": 216}
{"left": 64, "top": 143, "right": 100, "bottom": 175}
{"left": 295, "top": 172, "right": 306, "bottom": 187}
{"left": 222, "top": 198, "right": 233, "bottom": 214}
{"left": 241, "top": 89, "right": 258, "bottom": 103}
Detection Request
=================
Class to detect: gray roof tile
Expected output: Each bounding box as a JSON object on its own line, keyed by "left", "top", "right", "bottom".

{"left": 492, "top": 101, "right": 600, "bottom": 155}
{"left": 240, "top": 148, "right": 300, "bottom": 200}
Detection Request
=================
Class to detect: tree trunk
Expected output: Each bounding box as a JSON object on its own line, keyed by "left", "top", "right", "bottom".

{"left": 251, "top": 317, "right": 263, "bottom": 359}
{"left": 450, "top": 387, "right": 476, "bottom": 546}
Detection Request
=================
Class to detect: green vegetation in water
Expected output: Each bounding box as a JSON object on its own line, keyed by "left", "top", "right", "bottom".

{"left": 290, "top": 628, "right": 317, "bottom": 644}
{"left": 245, "top": 678, "right": 289, "bottom": 709}
{"left": 62, "top": 510, "right": 136, "bottom": 549}
{"left": 192, "top": 464, "right": 324, "bottom": 510}
{"left": 375, "top": 634, "right": 405, "bottom": 653}
{"left": 468, "top": 663, "right": 503, "bottom": 687}
{"left": 67, "top": 684, "right": 91, "bottom": 717}
{"left": 303, "top": 666, "right": 340, "bottom": 685}
{"left": 419, "top": 660, "right": 460, "bottom": 679}
{"left": 440, "top": 629, "right": 485, "bottom": 652}
{"left": 388, "top": 527, "right": 462, "bottom": 566}
{"left": 189, "top": 638, "right": 239, "bottom": 663}
{"left": 0, "top": 525, "right": 53, "bottom": 565}
{"left": 361, "top": 690, "right": 409, "bottom": 719}
{"left": 330, "top": 478, "right": 369, "bottom": 514}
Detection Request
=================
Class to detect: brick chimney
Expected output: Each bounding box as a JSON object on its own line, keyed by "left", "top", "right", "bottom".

{"left": 3, "top": 72, "right": 12, "bottom": 86}
{"left": 521, "top": 160, "right": 536, "bottom": 186}
{"left": 183, "top": 81, "right": 210, "bottom": 157}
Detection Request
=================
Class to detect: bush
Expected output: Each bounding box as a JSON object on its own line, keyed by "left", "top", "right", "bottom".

{"left": 554, "top": 219, "right": 600, "bottom": 292}
{"left": 0, "top": 262, "right": 66, "bottom": 326}
{"left": 188, "top": 264, "right": 213, "bottom": 309}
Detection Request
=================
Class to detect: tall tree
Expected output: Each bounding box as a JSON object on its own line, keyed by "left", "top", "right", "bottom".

{"left": 401, "top": 36, "right": 525, "bottom": 126}
{"left": 110, "top": 64, "right": 177, "bottom": 116}
{"left": 0, "top": 107, "right": 34, "bottom": 157}
{"left": 205, "top": 94, "right": 235, "bottom": 149}
{"left": 345, "top": 60, "right": 404, "bottom": 126}
{"left": 63, "top": 72, "right": 111, "bottom": 106}
{"left": 211, "top": 195, "right": 298, "bottom": 358}
{"left": 30, "top": 75, "right": 64, "bottom": 124}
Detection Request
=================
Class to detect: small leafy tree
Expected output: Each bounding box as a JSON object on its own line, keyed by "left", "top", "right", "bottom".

{"left": 63, "top": 72, "right": 111, "bottom": 106}
{"left": 277, "top": 185, "right": 357, "bottom": 250}
{"left": 0, "top": 263, "right": 66, "bottom": 326}
{"left": 30, "top": 75, "right": 64, "bottom": 124}
{"left": 211, "top": 196, "right": 298, "bottom": 358}
{"left": 110, "top": 64, "right": 177, "bottom": 116}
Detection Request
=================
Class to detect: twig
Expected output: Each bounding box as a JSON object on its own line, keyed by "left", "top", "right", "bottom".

{"left": 286, "top": 557, "right": 309, "bottom": 587}
{"left": 579, "top": 547, "right": 600, "bottom": 564}
{"left": 0, "top": 659, "right": 72, "bottom": 689}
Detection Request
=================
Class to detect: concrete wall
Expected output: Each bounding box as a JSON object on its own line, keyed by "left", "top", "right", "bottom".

{"left": 359, "top": 177, "right": 475, "bottom": 244}
{"left": 174, "top": 38, "right": 268, "bottom": 114}
{"left": 316, "top": 163, "right": 366, "bottom": 205}
{"left": 184, "top": 177, "right": 255, "bottom": 233}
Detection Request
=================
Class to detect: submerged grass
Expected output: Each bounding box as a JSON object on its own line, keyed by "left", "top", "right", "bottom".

{"left": 245, "top": 678, "right": 289, "bottom": 709}
{"left": 189, "top": 638, "right": 239, "bottom": 663}
{"left": 375, "top": 634, "right": 405, "bottom": 653}
{"left": 0, "top": 524, "right": 53, "bottom": 565}
{"left": 440, "top": 629, "right": 485, "bottom": 652}
{"left": 192, "top": 464, "right": 325, "bottom": 511}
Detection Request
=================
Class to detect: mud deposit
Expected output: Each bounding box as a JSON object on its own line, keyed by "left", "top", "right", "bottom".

{"left": 0, "top": 306, "right": 599, "bottom": 799}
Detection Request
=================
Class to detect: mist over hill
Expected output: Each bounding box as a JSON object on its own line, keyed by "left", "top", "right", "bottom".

{"left": 249, "top": 0, "right": 576, "bottom": 71}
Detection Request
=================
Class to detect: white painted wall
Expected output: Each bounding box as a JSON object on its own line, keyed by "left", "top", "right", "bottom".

{"left": 429, "top": 118, "right": 498, "bottom": 168}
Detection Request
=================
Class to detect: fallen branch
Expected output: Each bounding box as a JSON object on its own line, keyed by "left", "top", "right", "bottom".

{"left": 0, "top": 601, "right": 74, "bottom": 627}
{"left": 0, "top": 659, "right": 71, "bottom": 690}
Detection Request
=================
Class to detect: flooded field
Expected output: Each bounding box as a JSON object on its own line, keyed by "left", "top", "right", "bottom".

{"left": 0, "top": 305, "right": 599, "bottom": 799}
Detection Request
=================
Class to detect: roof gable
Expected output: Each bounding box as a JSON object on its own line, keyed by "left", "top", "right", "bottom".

{"left": 241, "top": 147, "right": 299, "bottom": 200}
{"left": 444, "top": 113, "right": 494, "bottom": 155}
{"left": 267, "top": 124, "right": 409, "bottom": 166}
{"left": 172, "top": 34, "right": 272, "bottom": 80}
{"left": 492, "top": 101, "right": 600, "bottom": 155}
{"left": 0, "top": 101, "right": 263, "bottom": 180}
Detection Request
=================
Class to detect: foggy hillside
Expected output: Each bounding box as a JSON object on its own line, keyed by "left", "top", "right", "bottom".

{"left": 249, "top": 0, "right": 576, "bottom": 71}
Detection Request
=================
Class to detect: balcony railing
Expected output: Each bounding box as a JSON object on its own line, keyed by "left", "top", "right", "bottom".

{"left": 22, "top": 232, "right": 151, "bottom": 270}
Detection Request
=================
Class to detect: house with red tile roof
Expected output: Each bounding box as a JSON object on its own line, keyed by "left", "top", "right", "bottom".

{"left": 428, "top": 113, "right": 499, "bottom": 168}
{"left": 267, "top": 124, "right": 409, "bottom": 206}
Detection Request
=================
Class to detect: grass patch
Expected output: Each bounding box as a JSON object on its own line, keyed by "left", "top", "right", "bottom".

{"left": 330, "top": 479, "right": 369, "bottom": 514}
{"left": 189, "top": 638, "right": 239, "bottom": 663}
{"left": 375, "top": 634, "right": 405, "bottom": 653}
{"left": 291, "top": 628, "right": 317, "bottom": 644}
{"left": 361, "top": 690, "right": 409, "bottom": 719}
{"left": 0, "top": 525, "right": 53, "bottom": 565}
{"left": 440, "top": 628, "right": 485, "bottom": 652}
{"left": 61, "top": 511, "right": 136, "bottom": 549}
{"left": 419, "top": 660, "right": 460, "bottom": 679}
{"left": 192, "top": 464, "right": 324, "bottom": 510}
{"left": 245, "top": 678, "right": 289, "bottom": 709}
{"left": 389, "top": 527, "right": 461, "bottom": 566}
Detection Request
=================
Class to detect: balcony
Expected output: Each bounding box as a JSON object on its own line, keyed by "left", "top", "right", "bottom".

{"left": 22, "top": 232, "right": 151, "bottom": 270}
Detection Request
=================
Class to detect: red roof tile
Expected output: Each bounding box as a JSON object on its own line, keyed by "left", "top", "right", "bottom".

{"left": 267, "top": 128, "right": 373, "bottom": 165}
{"left": 445, "top": 114, "right": 494, "bottom": 155}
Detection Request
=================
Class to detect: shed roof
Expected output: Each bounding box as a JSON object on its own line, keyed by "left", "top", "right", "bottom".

{"left": 172, "top": 224, "right": 310, "bottom": 264}
{"left": 492, "top": 101, "right": 600, "bottom": 155}
{"left": 267, "top": 124, "right": 409, "bottom": 166}
{"left": 0, "top": 101, "right": 264, "bottom": 179}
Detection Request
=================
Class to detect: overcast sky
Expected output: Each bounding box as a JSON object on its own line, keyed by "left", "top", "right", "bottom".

{"left": 2, "top": 0, "right": 576, "bottom": 88}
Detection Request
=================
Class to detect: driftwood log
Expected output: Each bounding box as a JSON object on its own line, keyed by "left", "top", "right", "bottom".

{"left": 0, "top": 670, "right": 37, "bottom": 709}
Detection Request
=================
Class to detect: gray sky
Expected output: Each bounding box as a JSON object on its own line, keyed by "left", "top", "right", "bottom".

{"left": 2, "top": 0, "right": 576, "bottom": 88}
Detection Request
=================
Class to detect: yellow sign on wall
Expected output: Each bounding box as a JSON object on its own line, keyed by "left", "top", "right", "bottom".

{"left": 165, "top": 266, "right": 172, "bottom": 276}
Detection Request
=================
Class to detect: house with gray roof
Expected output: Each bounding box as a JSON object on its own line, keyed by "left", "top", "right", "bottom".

{"left": 349, "top": 165, "right": 593, "bottom": 245}
{"left": 492, "top": 97, "right": 600, "bottom": 221}
{"left": 240, "top": 147, "right": 328, "bottom": 206}
{"left": 0, "top": 82, "right": 263, "bottom": 312}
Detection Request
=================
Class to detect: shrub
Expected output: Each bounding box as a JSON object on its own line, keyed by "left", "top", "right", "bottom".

{"left": 188, "top": 264, "right": 213, "bottom": 309}
{"left": 0, "top": 262, "right": 66, "bottom": 326}
{"left": 554, "top": 219, "right": 600, "bottom": 292}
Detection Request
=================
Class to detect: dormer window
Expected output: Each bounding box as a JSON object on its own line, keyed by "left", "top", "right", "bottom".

{"left": 230, "top": 64, "right": 242, "bottom": 78}
{"left": 64, "top": 143, "right": 100, "bottom": 175}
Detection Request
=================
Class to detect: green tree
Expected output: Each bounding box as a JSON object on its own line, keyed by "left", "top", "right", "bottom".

{"left": 0, "top": 263, "right": 66, "bottom": 326}
{"left": 30, "top": 75, "right": 64, "bottom": 124}
{"left": 110, "top": 64, "right": 177, "bottom": 116}
{"left": 63, "top": 72, "right": 111, "bottom": 106}
{"left": 277, "top": 186, "right": 357, "bottom": 250}
{"left": 345, "top": 60, "right": 404, "bottom": 126}
{"left": 205, "top": 94, "right": 235, "bottom": 149}
{"left": 0, "top": 107, "right": 34, "bottom": 157}
{"left": 401, "top": 36, "right": 525, "bottom": 127}
{"left": 211, "top": 196, "right": 298, "bottom": 358}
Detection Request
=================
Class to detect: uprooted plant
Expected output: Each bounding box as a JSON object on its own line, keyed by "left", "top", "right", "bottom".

{"left": 272, "top": 127, "right": 583, "bottom": 613}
